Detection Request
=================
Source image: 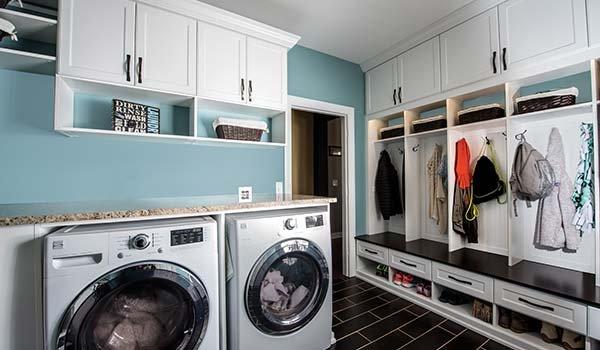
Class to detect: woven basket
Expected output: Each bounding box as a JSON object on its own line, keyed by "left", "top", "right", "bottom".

{"left": 215, "top": 125, "right": 264, "bottom": 142}
{"left": 516, "top": 87, "right": 578, "bottom": 114}
{"left": 412, "top": 116, "right": 447, "bottom": 134}
{"left": 380, "top": 125, "right": 404, "bottom": 139}
{"left": 458, "top": 105, "right": 505, "bottom": 125}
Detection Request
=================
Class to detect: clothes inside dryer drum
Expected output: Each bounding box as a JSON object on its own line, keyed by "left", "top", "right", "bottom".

{"left": 83, "top": 280, "right": 196, "bottom": 350}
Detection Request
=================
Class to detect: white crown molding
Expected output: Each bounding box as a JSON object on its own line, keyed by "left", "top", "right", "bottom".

{"left": 360, "top": 0, "right": 505, "bottom": 72}
{"left": 137, "top": 0, "right": 301, "bottom": 49}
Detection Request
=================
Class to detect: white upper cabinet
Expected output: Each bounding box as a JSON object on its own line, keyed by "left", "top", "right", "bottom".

{"left": 136, "top": 4, "right": 197, "bottom": 95}
{"left": 588, "top": 0, "right": 600, "bottom": 46}
{"left": 499, "top": 0, "right": 587, "bottom": 70}
{"left": 441, "top": 8, "right": 500, "bottom": 91}
{"left": 246, "top": 37, "right": 287, "bottom": 110}
{"left": 58, "top": 0, "right": 135, "bottom": 85}
{"left": 198, "top": 23, "right": 247, "bottom": 104}
{"left": 366, "top": 59, "right": 398, "bottom": 115}
{"left": 398, "top": 37, "right": 441, "bottom": 103}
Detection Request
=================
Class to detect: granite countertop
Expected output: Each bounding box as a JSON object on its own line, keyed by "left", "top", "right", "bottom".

{"left": 0, "top": 194, "right": 336, "bottom": 227}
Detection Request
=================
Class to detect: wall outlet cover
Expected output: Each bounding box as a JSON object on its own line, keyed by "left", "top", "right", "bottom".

{"left": 238, "top": 186, "right": 253, "bottom": 203}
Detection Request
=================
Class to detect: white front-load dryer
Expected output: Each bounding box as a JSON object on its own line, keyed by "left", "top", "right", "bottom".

{"left": 226, "top": 207, "right": 332, "bottom": 350}
{"left": 44, "top": 217, "right": 220, "bottom": 350}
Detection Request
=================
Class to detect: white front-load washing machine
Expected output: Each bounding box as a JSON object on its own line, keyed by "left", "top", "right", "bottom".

{"left": 44, "top": 217, "right": 220, "bottom": 350}
{"left": 226, "top": 207, "right": 332, "bottom": 350}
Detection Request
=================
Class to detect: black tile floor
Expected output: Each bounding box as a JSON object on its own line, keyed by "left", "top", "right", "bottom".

{"left": 328, "top": 276, "right": 515, "bottom": 350}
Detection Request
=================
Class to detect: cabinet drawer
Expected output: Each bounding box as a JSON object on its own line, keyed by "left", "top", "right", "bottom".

{"left": 589, "top": 307, "right": 600, "bottom": 340}
{"left": 356, "top": 241, "right": 388, "bottom": 265}
{"left": 495, "top": 280, "right": 587, "bottom": 334}
{"left": 432, "top": 263, "right": 494, "bottom": 302}
{"left": 389, "top": 250, "right": 431, "bottom": 280}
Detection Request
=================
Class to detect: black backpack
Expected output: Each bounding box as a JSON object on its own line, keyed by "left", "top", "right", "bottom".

{"left": 472, "top": 139, "right": 506, "bottom": 205}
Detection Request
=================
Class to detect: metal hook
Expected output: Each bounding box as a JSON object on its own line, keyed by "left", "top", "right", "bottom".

{"left": 412, "top": 144, "right": 420, "bottom": 152}
{"left": 483, "top": 136, "right": 491, "bottom": 145}
{"left": 515, "top": 130, "right": 527, "bottom": 141}
{"left": 398, "top": 148, "right": 404, "bottom": 155}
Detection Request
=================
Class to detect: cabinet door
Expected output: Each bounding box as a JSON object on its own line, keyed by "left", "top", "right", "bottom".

{"left": 499, "top": 0, "right": 587, "bottom": 69}
{"left": 198, "top": 23, "right": 247, "bottom": 104}
{"left": 588, "top": 0, "right": 600, "bottom": 46}
{"left": 246, "top": 37, "right": 287, "bottom": 110}
{"left": 136, "top": 4, "right": 197, "bottom": 95}
{"left": 398, "top": 37, "right": 441, "bottom": 103}
{"left": 365, "top": 59, "right": 398, "bottom": 115}
{"left": 441, "top": 8, "right": 500, "bottom": 91}
{"left": 58, "top": 0, "right": 135, "bottom": 85}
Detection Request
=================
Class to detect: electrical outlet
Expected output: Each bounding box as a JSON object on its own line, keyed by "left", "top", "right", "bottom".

{"left": 238, "top": 186, "right": 252, "bottom": 203}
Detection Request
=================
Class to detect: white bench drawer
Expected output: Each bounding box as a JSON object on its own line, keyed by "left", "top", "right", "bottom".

{"left": 389, "top": 250, "right": 432, "bottom": 280}
{"left": 356, "top": 241, "right": 388, "bottom": 264}
{"left": 495, "top": 280, "right": 587, "bottom": 334}
{"left": 432, "top": 263, "right": 494, "bottom": 302}
{"left": 589, "top": 307, "right": 600, "bottom": 340}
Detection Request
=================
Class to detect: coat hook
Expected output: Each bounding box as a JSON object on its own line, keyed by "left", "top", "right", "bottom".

{"left": 412, "top": 144, "right": 420, "bottom": 152}
{"left": 484, "top": 136, "right": 491, "bottom": 145}
{"left": 398, "top": 148, "right": 404, "bottom": 155}
{"left": 515, "top": 130, "right": 527, "bottom": 141}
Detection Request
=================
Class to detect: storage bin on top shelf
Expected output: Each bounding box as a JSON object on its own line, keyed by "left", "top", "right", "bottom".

{"left": 213, "top": 117, "right": 269, "bottom": 142}
{"left": 412, "top": 115, "right": 446, "bottom": 134}
{"left": 457, "top": 104, "right": 505, "bottom": 125}
{"left": 515, "top": 87, "right": 578, "bottom": 114}
{"left": 380, "top": 124, "right": 405, "bottom": 140}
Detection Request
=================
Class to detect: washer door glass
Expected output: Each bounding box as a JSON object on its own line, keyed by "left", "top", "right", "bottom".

{"left": 246, "top": 239, "right": 329, "bottom": 335}
{"left": 57, "top": 262, "right": 209, "bottom": 350}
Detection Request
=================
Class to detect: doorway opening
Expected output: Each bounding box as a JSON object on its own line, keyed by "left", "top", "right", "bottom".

{"left": 291, "top": 110, "right": 344, "bottom": 279}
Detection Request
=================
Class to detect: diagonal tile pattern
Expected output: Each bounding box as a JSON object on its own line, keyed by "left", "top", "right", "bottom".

{"left": 328, "top": 276, "right": 515, "bottom": 350}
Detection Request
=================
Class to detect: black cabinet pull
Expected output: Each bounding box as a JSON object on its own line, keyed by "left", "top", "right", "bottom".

{"left": 138, "top": 57, "right": 143, "bottom": 84}
{"left": 518, "top": 297, "right": 555, "bottom": 312}
{"left": 492, "top": 51, "right": 497, "bottom": 74}
{"left": 448, "top": 275, "right": 473, "bottom": 285}
{"left": 126, "top": 54, "right": 131, "bottom": 82}
{"left": 398, "top": 87, "right": 402, "bottom": 104}
{"left": 399, "top": 260, "right": 417, "bottom": 268}
{"left": 249, "top": 80, "right": 253, "bottom": 102}
{"left": 393, "top": 89, "right": 397, "bottom": 105}
{"left": 241, "top": 79, "right": 245, "bottom": 101}
{"left": 502, "top": 48, "right": 507, "bottom": 71}
{"left": 364, "top": 248, "right": 379, "bottom": 255}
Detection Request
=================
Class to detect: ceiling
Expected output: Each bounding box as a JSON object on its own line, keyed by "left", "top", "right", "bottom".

{"left": 199, "top": 0, "right": 475, "bottom": 64}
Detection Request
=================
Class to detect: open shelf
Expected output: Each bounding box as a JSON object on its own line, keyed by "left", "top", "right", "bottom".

{"left": 509, "top": 102, "right": 594, "bottom": 123}
{"left": 372, "top": 135, "right": 404, "bottom": 144}
{"left": 405, "top": 127, "right": 447, "bottom": 139}
{"left": 0, "top": 8, "right": 57, "bottom": 43}
{"left": 0, "top": 46, "right": 55, "bottom": 74}
{"left": 449, "top": 117, "right": 507, "bottom": 133}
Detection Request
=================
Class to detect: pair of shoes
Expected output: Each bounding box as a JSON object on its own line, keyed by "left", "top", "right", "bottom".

{"left": 393, "top": 272, "right": 403, "bottom": 286}
{"left": 472, "top": 299, "right": 492, "bottom": 323}
{"left": 416, "top": 282, "right": 431, "bottom": 297}
{"left": 497, "top": 307, "right": 540, "bottom": 333}
{"left": 509, "top": 311, "right": 540, "bottom": 334}
{"left": 392, "top": 271, "right": 416, "bottom": 288}
{"left": 540, "top": 322, "right": 584, "bottom": 349}
{"left": 438, "top": 289, "right": 471, "bottom": 305}
{"left": 376, "top": 264, "right": 389, "bottom": 278}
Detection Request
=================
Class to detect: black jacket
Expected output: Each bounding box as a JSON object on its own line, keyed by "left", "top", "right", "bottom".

{"left": 375, "top": 150, "right": 401, "bottom": 220}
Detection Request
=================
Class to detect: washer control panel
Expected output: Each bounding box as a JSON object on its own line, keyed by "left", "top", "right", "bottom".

{"left": 170, "top": 227, "right": 204, "bottom": 246}
{"left": 130, "top": 234, "right": 151, "bottom": 250}
{"left": 305, "top": 215, "right": 324, "bottom": 228}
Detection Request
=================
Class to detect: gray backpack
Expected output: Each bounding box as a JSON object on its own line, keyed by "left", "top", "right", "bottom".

{"left": 509, "top": 137, "right": 555, "bottom": 216}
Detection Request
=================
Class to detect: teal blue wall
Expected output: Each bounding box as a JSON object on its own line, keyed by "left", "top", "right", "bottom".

{"left": 288, "top": 46, "right": 366, "bottom": 235}
{"left": 0, "top": 45, "right": 367, "bottom": 235}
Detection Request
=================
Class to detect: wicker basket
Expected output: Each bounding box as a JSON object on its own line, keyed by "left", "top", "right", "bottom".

{"left": 516, "top": 87, "right": 578, "bottom": 114}
{"left": 213, "top": 118, "right": 268, "bottom": 142}
{"left": 458, "top": 104, "right": 505, "bottom": 125}
{"left": 380, "top": 124, "right": 404, "bottom": 139}
{"left": 412, "top": 115, "right": 447, "bottom": 134}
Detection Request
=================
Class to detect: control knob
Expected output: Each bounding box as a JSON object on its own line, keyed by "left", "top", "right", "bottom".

{"left": 284, "top": 218, "right": 297, "bottom": 230}
{"left": 130, "top": 234, "right": 151, "bottom": 250}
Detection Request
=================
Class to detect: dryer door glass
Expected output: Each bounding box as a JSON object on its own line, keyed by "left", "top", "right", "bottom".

{"left": 246, "top": 238, "right": 330, "bottom": 335}
{"left": 57, "top": 262, "right": 210, "bottom": 350}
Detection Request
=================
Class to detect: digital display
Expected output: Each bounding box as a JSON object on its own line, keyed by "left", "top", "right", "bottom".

{"left": 305, "top": 215, "right": 324, "bottom": 228}
{"left": 171, "top": 227, "right": 204, "bottom": 246}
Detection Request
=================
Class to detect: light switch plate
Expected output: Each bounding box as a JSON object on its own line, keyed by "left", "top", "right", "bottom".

{"left": 238, "top": 186, "right": 253, "bottom": 203}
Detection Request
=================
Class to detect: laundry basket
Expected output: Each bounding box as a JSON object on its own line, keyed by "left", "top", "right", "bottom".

{"left": 213, "top": 118, "right": 269, "bottom": 142}
{"left": 380, "top": 124, "right": 404, "bottom": 139}
{"left": 412, "top": 115, "right": 447, "bottom": 134}
{"left": 516, "top": 87, "right": 578, "bottom": 114}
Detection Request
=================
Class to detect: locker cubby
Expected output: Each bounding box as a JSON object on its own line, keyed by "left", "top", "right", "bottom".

{"left": 447, "top": 123, "right": 509, "bottom": 255}
{"left": 405, "top": 129, "right": 448, "bottom": 243}
{"left": 447, "top": 84, "right": 506, "bottom": 129}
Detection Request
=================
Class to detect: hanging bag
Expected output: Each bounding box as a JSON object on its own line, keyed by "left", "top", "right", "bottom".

{"left": 509, "top": 133, "right": 555, "bottom": 216}
{"left": 472, "top": 138, "right": 507, "bottom": 205}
